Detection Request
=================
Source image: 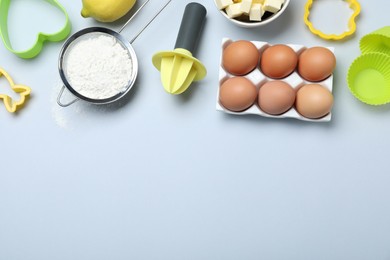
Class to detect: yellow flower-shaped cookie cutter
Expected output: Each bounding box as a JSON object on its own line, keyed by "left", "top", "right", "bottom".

{"left": 304, "top": 0, "right": 361, "bottom": 40}
{"left": 0, "top": 67, "right": 31, "bottom": 113}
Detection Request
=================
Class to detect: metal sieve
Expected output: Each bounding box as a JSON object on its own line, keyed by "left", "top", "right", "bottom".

{"left": 57, "top": 0, "right": 172, "bottom": 107}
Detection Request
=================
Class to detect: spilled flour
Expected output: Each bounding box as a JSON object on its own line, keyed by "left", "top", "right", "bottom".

{"left": 51, "top": 81, "right": 122, "bottom": 130}
{"left": 51, "top": 81, "right": 84, "bottom": 130}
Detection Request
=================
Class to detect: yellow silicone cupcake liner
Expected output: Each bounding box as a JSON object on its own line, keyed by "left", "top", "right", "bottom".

{"left": 348, "top": 53, "right": 390, "bottom": 105}
{"left": 360, "top": 26, "right": 390, "bottom": 55}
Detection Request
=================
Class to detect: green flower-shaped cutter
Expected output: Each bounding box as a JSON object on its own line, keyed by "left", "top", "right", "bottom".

{"left": 0, "top": 0, "right": 71, "bottom": 59}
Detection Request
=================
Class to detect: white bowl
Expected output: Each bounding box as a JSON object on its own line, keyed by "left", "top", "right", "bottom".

{"left": 214, "top": 0, "right": 290, "bottom": 28}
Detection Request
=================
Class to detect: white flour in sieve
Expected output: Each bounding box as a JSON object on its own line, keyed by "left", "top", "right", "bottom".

{"left": 65, "top": 34, "right": 133, "bottom": 100}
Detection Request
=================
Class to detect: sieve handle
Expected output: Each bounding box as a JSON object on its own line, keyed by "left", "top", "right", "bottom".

{"left": 57, "top": 86, "right": 79, "bottom": 107}
{"left": 118, "top": 0, "right": 150, "bottom": 34}
{"left": 174, "top": 3, "right": 207, "bottom": 54}
{"left": 129, "top": 0, "right": 172, "bottom": 44}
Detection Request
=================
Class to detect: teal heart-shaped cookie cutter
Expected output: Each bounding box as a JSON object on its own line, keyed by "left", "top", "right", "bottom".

{"left": 0, "top": 0, "right": 71, "bottom": 59}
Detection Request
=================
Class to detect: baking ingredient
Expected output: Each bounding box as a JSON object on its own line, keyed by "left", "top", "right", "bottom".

{"left": 216, "top": 0, "right": 234, "bottom": 9}
{"left": 240, "top": 0, "right": 253, "bottom": 13}
{"left": 258, "top": 81, "right": 295, "bottom": 115}
{"left": 249, "top": 4, "right": 264, "bottom": 21}
{"left": 217, "top": 0, "right": 284, "bottom": 21}
{"left": 219, "top": 77, "right": 257, "bottom": 112}
{"left": 296, "top": 84, "right": 334, "bottom": 119}
{"left": 65, "top": 35, "right": 133, "bottom": 100}
{"left": 223, "top": 41, "right": 259, "bottom": 76}
{"left": 263, "top": 0, "right": 284, "bottom": 13}
{"left": 225, "top": 3, "right": 243, "bottom": 18}
{"left": 261, "top": 45, "right": 298, "bottom": 79}
{"left": 298, "top": 47, "right": 336, "bottom": 82}
{"left": 217, "top": 38, "right": 334, "bottom": 122}
{"left": 81, "top": 0, "right": 136, "bottom": 22}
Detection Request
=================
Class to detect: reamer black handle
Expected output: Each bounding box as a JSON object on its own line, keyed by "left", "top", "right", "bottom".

{"left": 174, "top": 2, "right": 207, "bottom": 54}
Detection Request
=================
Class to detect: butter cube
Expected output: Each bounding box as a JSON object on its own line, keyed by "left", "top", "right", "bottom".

{"left": 267, "top": 0, "right": 285, "bottom": 4}
{"left": 249, "top": 4, "right": 263, "bottom": 21}
{"left": 226, "top": 3, "right": 244, "bottom": 18}
{"left": 264, "top": 0, "right": 282, "bottom": 13}
{"left": 240, "top": 0, "right": 252, "bottom": 14}
{"left": 252, "top": 0, "right": 265, "bottom": 4}
{"left": 215, "top": 0, "right": 234, "bottom": 10}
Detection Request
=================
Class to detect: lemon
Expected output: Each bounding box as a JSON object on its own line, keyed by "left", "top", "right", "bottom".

{"left": 81, "top": 0, "right": 136, "bottom": 22}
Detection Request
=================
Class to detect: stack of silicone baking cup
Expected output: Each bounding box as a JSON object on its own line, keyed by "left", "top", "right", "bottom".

{"left": 348, "top": 27, "right": 390, "bottom": 105}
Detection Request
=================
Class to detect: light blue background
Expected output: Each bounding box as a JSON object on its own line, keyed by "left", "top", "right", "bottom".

{"left": 1, "top": 0, "right": 390, "bottom": 259}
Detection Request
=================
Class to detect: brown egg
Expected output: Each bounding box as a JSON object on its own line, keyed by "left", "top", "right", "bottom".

{"left": 298, "top": 47, "right": 336, "bottom": 82}
{"left": 222, "top": 41, "right": 260, "bottom": 76}
{"left": 258, "top": 81, "right": 296, "bottom": 115}
{"left": 219, "top": 77, "right": 257, "bottom": 112}
{"left": 296, "top": 84, "right": 334, "bottom": 119}
{"left": 260, "top": 44, "right": 298, "bottom": 79}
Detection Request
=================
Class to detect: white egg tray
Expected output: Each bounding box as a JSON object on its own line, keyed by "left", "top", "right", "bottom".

{"left": 216, "top": 38, "right": 334, "bottom": 122}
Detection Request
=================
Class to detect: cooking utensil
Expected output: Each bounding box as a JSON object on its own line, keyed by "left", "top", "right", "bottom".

{"left": 0, "top": 67, "right": 31, "bottom": 113}
{"left": 0, "top": 0, "right": 71, "bottom": 59}
{"left": 360, "top": 26, "right": 390, "bottom": 55}
{"left": 57, "top": 0, "right": 172, "bottom": 107}
{"left": 152, "top": 3, "right": 207, "bottom": 95}
{"left": 347, "top": 27, "right": 390, "bottom": 105}
{"left": 304, "top": 0, "right": 361, "bottom": 40}
{"left": 348, "top": 53, "right": 390, "bottom": 105}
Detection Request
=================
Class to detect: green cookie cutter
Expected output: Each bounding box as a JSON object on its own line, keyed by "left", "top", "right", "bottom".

{"left": 0, "top": 0, "right": 71, "bottom": 59}
{"left": 304, "top": 0, "right": 361, "bottom": 41}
